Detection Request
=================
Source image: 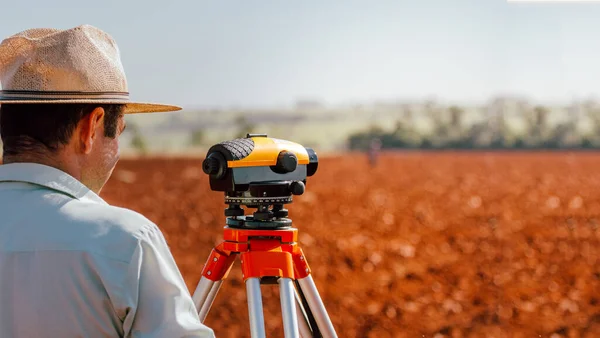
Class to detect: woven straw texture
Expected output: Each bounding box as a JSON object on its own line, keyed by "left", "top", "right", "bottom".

{"left": 0, "top": 25, "right": 181, "bottom": 114}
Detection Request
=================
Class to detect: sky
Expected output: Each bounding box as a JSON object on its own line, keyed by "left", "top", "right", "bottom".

{"left": 1, "top": 0, "right": 600, "bottom": 108}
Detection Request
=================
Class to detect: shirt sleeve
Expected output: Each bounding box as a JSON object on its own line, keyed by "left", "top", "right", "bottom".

{"left": 122, "top": 223, "right": 215, "bottom": 338}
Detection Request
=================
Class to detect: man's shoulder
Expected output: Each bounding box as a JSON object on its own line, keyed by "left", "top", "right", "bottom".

{"left": 56, "top": 199, "right": 165, "bottom": 262}
{"left": 69, "top": 200, "right": 160, "bottom": 240}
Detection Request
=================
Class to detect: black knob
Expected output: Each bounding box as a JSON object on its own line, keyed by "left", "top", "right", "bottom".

{"left": 225, "top": 205, "right": 244, "bottom": 217}
{"left": 254, "top": 210, "right": 273, "bottom": 221}
{"left": 273, "top": 208, "right": 289, "bottom": 218}
{"left": 272, "top": 204, "right": 289, "bottom": 218}
{"left": 276, "top": 151, "right": 298, "bottom": 173}
{"left": 202, "top": 157, "right": 220, "bottom": 175}
{"left": 289, "top": 181, "right": 305, "bottom": 195}
{"left": 202, "top": 152, "right": 226, "bottom": 179}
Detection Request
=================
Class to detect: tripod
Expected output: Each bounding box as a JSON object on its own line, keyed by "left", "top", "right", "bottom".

{"left": 191, "top": 202, "right": 338, "bottom": 338}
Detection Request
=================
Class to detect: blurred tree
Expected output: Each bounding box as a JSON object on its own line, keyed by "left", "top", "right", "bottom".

{"left": 486, "top": 98, "right": 510, "bottom": 148}
{"left": 567, "top": 101, "right": 582, "bottom": 128}
{"left": 447, "top": 105, "right": 465, "bottom": 147}
{"left": 234, "top": 115, "right": 256, "bottom": 139}
{"left": 448, "top": 105, "right": 463, "bottom": 130}
{"left": 425, "top": 101, "right": 450, "bottom": 147}
{"left": 345, "top": 99, "right": 600, "bottom": 151}
{"left": 548, "top": 122, "right": 579, "bottom": 149}
{"left": 391, "top": 120, "right": 420, "bottom": 148}
{"left": 190, "top": 128, "right": 205, "bottom": 146}
{"left": 523, "top": 105, "right": 550, "bottom": 147}
{"left": 586, "top": 107, "right": 600, "bottom": 133}
{"left": 348, "top": 124, "right": 385, "bottom": 150}
{"left": 401, "top": 104, "right": 413, "bottom": 124}
{"left": 584, "top": 106, "right": 600, "bottom": 146}
{"left": 548, "top": 102, "right": 584, "bottom": 148}
{"left": 129, "top": 123, "right": 148, "bottom": 155}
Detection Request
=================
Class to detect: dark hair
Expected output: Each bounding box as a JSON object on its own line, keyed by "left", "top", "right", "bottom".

{"left": 0, "top": 103, "right": 124, "bottom": 157}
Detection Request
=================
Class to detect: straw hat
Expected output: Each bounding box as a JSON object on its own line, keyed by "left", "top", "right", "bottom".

{"left": 0, "top": 24, "right": 181, "bottom": 114}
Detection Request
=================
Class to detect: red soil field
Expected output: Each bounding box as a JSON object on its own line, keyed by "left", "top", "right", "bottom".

{"left": 101, "top": 152, "right": 600, "bottom": 338}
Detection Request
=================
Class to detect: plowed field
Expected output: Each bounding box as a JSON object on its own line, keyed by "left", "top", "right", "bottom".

{"left": 101, "top": 152, "right": 600, "bottom": 338}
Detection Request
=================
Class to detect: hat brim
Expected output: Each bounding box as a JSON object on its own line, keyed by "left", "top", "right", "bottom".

{"left": 0, "top": 99, "right": 181, "bottom": 114}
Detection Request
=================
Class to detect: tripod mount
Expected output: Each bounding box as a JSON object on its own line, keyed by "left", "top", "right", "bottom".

{"left": 192, "top": 134, "right": 338, "bottom": 338}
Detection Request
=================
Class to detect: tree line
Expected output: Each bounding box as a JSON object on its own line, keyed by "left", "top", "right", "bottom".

{"left": 348, "top": 99, "right": 600, "bottom": 151}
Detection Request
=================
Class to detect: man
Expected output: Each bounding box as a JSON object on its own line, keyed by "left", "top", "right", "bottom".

{"left": 0, "top": 25, "right": 214, "bottom": 337}
{"left": 367, "top": 137, "right": 382, "bottom": 167}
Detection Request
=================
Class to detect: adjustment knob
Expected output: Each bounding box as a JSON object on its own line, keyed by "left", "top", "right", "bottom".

{"left": 202, "top": 152, "right": 226, "bottom": 179}
{"left": 273, "top": 208, "right": 289, "bottom": 218}
{"left": 289, "top": 181, "right": 305, "bottom": 195}
{"left": 276, "top": 151, "right": 298, "bottom": 173}
{"left": 202, "top": 157, "right": 220, "bottom": 175}
{"left": 225, "top": 205, "right": 244, "bottom": 217}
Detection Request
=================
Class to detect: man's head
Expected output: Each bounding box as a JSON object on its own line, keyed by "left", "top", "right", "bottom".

{"left": 0, "top": 25, "right": 182, "bottom": 193}
{"left": 0, "top": 103, "right": 126, "bottom": 193}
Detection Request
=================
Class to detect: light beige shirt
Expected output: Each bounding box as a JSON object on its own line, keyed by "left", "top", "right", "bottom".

{"left": 0, "top": 163, "right": 214, "bottom": 338}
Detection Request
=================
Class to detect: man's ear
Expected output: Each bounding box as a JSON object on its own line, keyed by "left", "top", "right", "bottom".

{"left": 79, "top": 107, "right": 105, "bottom": 154}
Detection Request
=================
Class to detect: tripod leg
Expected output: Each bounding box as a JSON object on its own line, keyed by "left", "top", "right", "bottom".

{"left": 297, "top": 276, "right": 337, "bottom": 338}
{"left": 294, "top": 280, "right": 321, "bottom": 337}
{"left": 192, "top": 276, "right": 215, "bottom": 313}
{"left": 246, "top": 278, "right": 266, "bottom": 338}
{"left": 294, "top": 290, "right": 313, "bottom": 338}
{"left": 198, "top": 280, "right": 223, "bottom": 322}
{"left": 192, "top": 244, "right": 236, "bottom": 317}
{"left": 278, "top": 278, "right": 300, "bottom": 338}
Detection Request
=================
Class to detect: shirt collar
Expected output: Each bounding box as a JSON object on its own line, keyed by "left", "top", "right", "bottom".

{"left": 0, "top": 162, "right": 107, "bottom": 205}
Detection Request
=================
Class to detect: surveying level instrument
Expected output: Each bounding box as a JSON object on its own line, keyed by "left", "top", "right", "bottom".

{"left": 192, "top": 134, "right": 338, "bottom": 338}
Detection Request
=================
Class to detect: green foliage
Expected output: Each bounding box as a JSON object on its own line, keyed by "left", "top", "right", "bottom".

{"left": 190, "top": 129, "right": 205, "bottom": 146}
{"left": 128, "top": 123, "right": 148, "bottom": 155}
{"left": 234, "top": 115, "right": 256, "bottom": 139}
{"left": 347, "top": 102, "right": 600, "bottom": 151}
{"left": 349, "top": 123, "right": 419, "bottom": 150}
